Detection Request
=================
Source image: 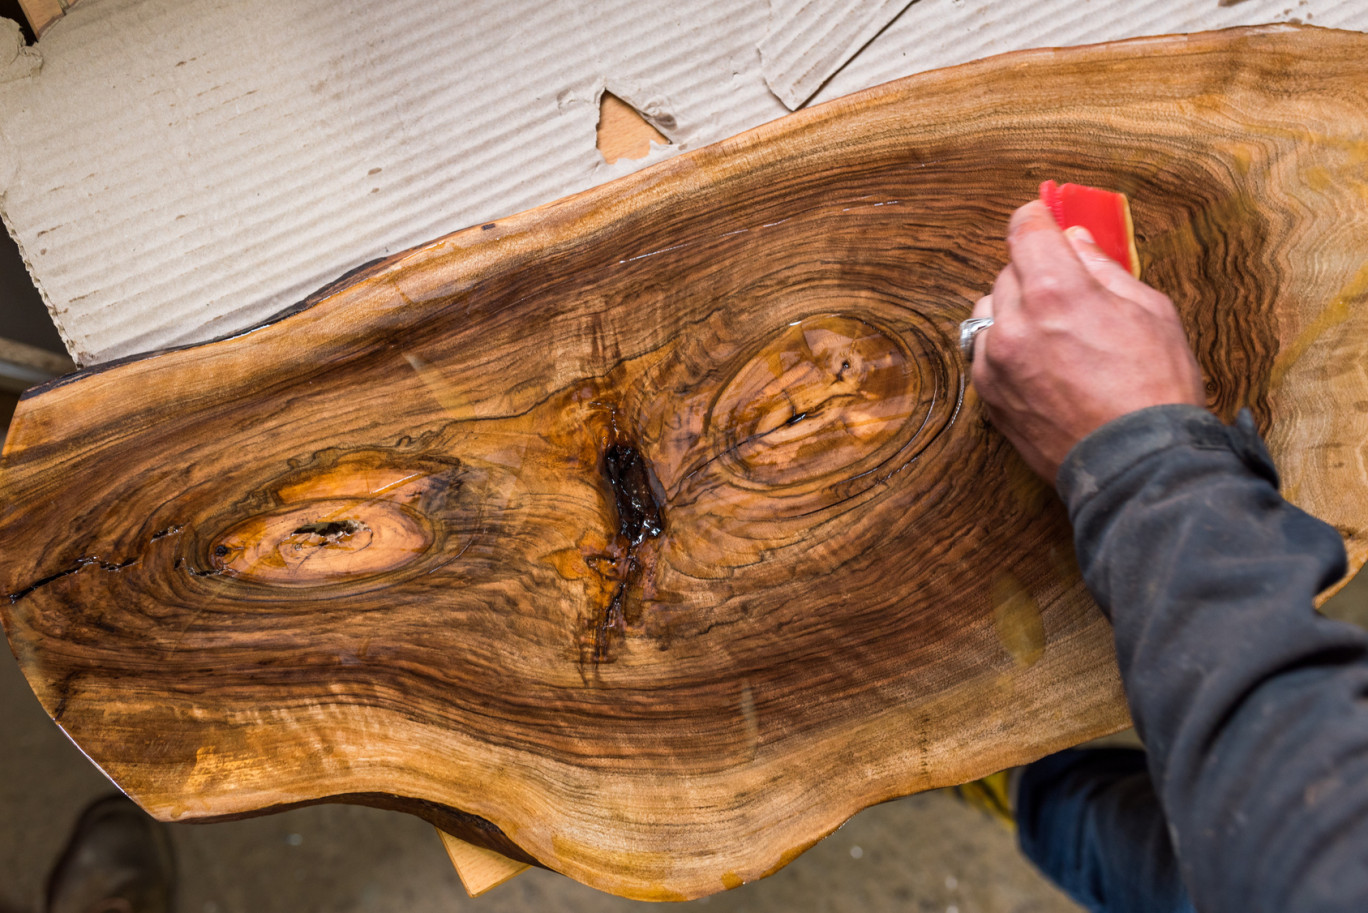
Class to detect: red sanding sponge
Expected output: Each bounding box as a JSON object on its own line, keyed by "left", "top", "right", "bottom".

{"left": 1039, "top": 180, "right": 1140, "bottom": 278}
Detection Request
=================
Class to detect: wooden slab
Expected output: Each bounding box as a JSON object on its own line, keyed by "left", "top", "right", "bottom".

{"left": 4, "top": 25, "right": 1368, "bottom": 900}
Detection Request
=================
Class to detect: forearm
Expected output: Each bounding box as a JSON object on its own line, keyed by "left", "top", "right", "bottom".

{"left": 1059, "top": 405, "right": 1368, "bottom": 913}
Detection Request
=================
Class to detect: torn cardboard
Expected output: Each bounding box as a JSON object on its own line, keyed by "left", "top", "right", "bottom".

{"left": 761, "top": 0, "right": 915, "bottom": 110}
{"left": 0, "top": 0, "right": 1361, "bottom": 366}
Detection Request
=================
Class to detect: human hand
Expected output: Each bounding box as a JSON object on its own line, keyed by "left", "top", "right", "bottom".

{"left": 969, "top": 200, "right": 1206, "bottom": 484}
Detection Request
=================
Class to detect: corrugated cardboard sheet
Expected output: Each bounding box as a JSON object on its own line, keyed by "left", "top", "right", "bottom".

{"left": 0, "top": 0, "right": 1361, "bottom": 366}
{"left": 761, "top": 0, "right": 916, "bottom": 110}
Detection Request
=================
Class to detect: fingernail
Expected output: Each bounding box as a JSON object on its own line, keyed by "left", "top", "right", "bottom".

{"left": 1064, "top": 225, "right": 1095, "bottom": 245}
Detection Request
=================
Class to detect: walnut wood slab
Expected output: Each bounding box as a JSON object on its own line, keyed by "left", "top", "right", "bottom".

{"left": 4, "top": 25, "right": 1368, "bottom": 900}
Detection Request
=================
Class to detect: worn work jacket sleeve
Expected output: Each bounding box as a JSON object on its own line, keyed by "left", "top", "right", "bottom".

{"left": 1056, "top": 404, "right": 1368, "bottom": 913}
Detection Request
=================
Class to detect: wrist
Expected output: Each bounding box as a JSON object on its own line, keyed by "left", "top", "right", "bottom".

{"left": 1056, "top": 405, "right": 1276, "bottom": 513}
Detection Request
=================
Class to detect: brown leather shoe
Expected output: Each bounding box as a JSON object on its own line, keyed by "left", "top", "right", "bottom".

{"left": 46, "top": 795, "right": 174, "bottom": 913}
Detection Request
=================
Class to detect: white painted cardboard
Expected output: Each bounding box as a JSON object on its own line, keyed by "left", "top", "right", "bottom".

{"left": 0, "top": 0, "right": 1360, "bottom": 366}
{"left": 761, "top": 0, "right": 915, "bottom": 110}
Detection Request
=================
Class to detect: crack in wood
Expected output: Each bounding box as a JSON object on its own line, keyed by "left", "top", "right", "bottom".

{"left": 8, "top": 556, "right": 138, "bottom": 604}
{"left": 589, "top": 442, "right": 665, "bottom": 665}
{"left": 290, "top": 519, "right": 366, "bottom": 540}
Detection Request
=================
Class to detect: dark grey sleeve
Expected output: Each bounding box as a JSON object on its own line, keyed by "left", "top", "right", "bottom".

{"left": 1057, "top": 404, "right": 1368, "bottom": 913}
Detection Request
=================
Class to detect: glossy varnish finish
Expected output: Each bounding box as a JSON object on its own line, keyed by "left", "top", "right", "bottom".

{"left": 5, "top": 25, "right": 1368, "bottom": 900}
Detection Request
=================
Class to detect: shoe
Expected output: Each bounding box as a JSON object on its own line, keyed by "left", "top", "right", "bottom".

{"left": 46, "top": 794, "right": 175, "bottom": 913}
{"left": 951, "top": 769, "right": 1018, "bottom": 830}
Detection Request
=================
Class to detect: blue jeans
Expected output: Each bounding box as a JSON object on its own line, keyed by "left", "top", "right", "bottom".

{"left": 1016, "top": 748, "right": 1196, "bottom": 913}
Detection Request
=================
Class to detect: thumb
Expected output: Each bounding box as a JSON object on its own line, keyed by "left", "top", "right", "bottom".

{"left": 1064, "top": 226, "right": 1142, "bottom": 297}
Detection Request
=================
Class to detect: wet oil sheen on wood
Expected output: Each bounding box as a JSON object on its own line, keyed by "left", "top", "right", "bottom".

{"left": 4, "top": 25, "right": 1368, "bottom": 901}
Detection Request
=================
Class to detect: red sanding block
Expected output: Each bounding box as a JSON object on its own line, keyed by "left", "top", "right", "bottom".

{"left": 1039, "top": 180, "right": 1140, "bottom": 278}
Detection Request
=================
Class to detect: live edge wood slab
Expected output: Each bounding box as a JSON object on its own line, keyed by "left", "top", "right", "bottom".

{"left": 3, "top": 24, "right": 1368, "bottom": 901}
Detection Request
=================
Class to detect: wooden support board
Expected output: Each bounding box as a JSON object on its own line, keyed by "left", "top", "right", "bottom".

{"left": 4, "top": 25, "right": 1368, "bottom": 900}
{"left": 16, "top": 0, "right": 73, "bottom": 37}
{"left": 438, "top": 829, "right": 530, "bottom": 897}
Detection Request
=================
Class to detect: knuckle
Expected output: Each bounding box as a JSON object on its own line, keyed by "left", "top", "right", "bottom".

{"left": 1020, "top": 272, "right": 1076, "bottom": 305}
{"left": 983, "top": 320, "right": 1025, "bottom": 363}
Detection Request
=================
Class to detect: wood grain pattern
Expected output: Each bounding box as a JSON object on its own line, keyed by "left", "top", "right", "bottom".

{"left": 4, "top": 25, "right": 1368, "bottom": 900}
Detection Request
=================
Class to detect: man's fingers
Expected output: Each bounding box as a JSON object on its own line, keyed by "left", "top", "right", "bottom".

{"left": 1062, "top": 225, "right": 1189, "bottom": 323}
{"left": 966, "top": 294, "right": 996, "bottom": 370}
{"left": 969, "top": 327, "right": 997, "bottom": 392}
{"left": 1006, "top": 202, "right": 1094, "bottom": 313}
{"left": 990, "top": 263, "right": 1021, "bottom": 320}
{"left": 1063, "top": 226, "right": 1147, "bottom": 299}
